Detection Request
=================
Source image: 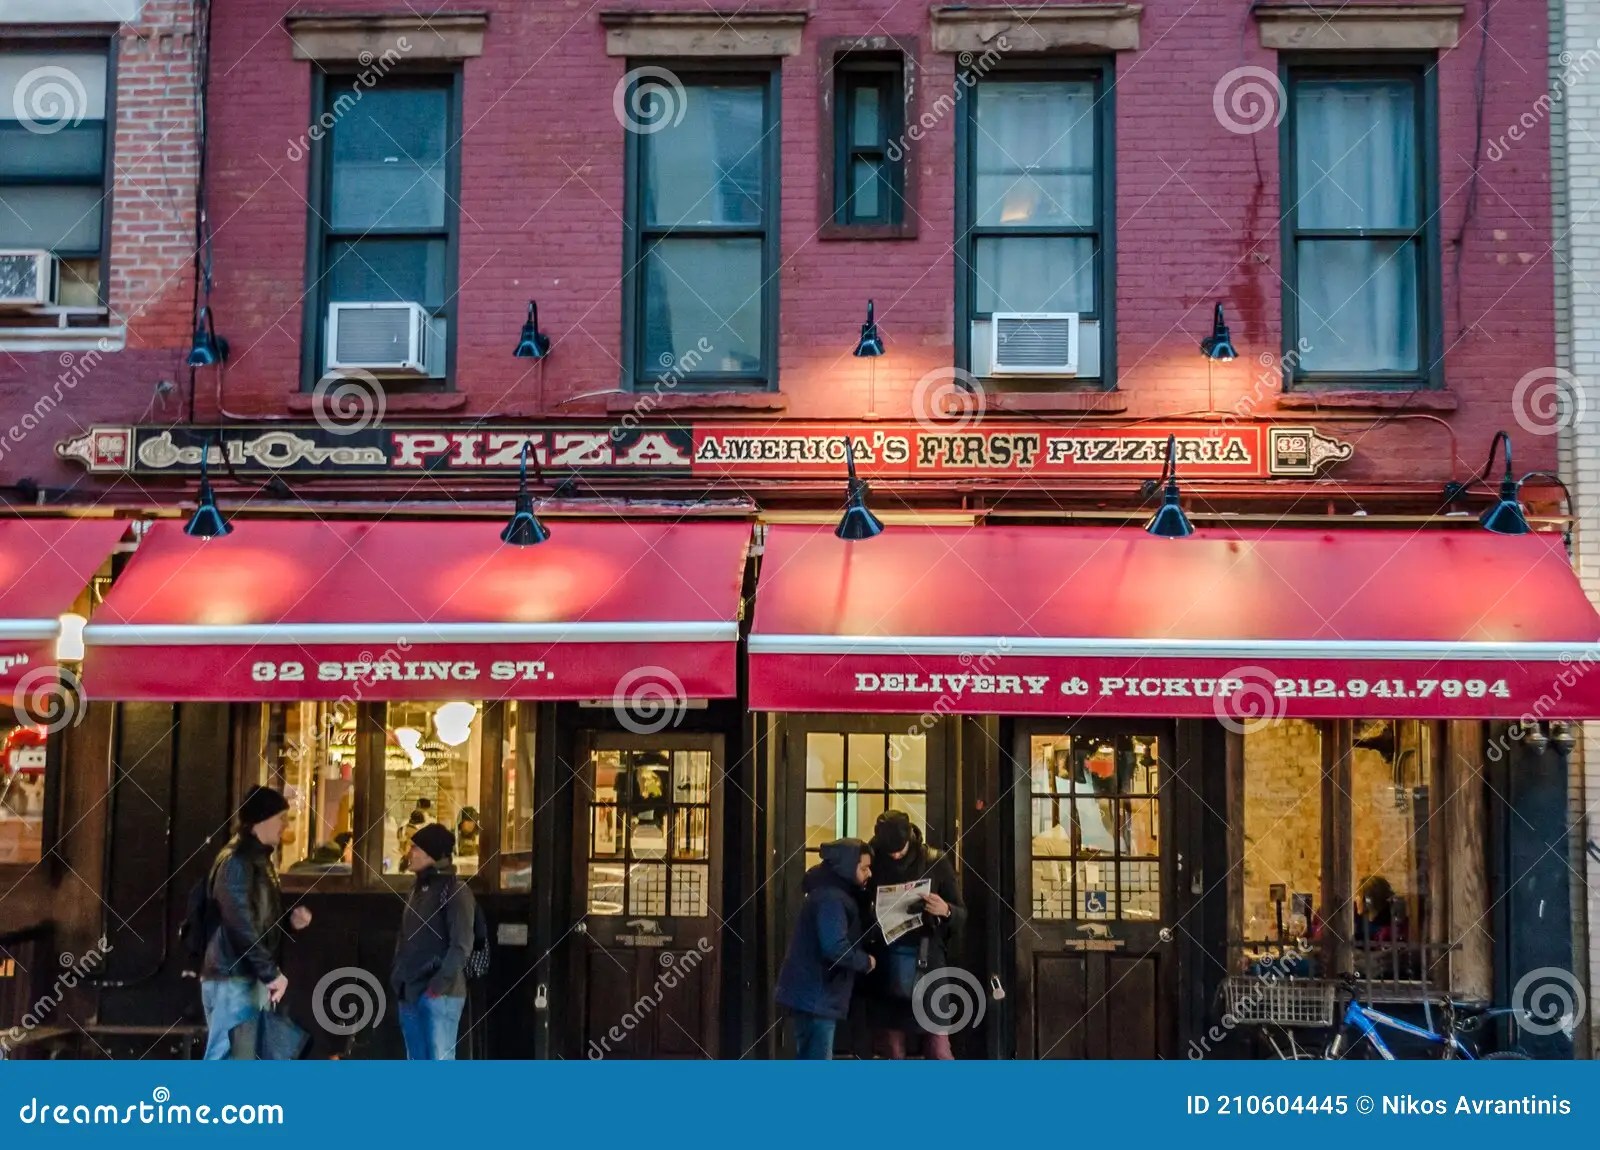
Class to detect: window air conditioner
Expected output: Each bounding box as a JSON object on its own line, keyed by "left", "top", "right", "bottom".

{"left": 989, "top": 312, "right": 1080, "bottom": 376}
{"left": 0, "top": 250, "right": 57, "bottom": 309}
{"left": 326, "top": 301, "right": 432, "bottom": 375}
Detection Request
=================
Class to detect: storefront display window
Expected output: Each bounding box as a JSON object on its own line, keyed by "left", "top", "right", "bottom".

{"left": 1241, "top": 719, "right": 1322, "bottom": 941}
{"left": 1027, "top": 733, "right": 1161, "bottom": 921}
{"left": 802, "top": 732, "right": 926, "bottom": 869}
{"left": 500, "top": 702, "right": 534, "bottom": 890}
{"left": 381, "top": 701, "right": 483, "bottom": 875}
{"left": 1350, "top": 720, "right": 1435, "bottom": 954}
{"left": 586, "top": 749, "right": 711, "bottom": 917}
{"left": 259, "top": 702, "right": 353, "bottom": 873}
{"left": 0, "top": 722, "right": 47, "bottom": 864}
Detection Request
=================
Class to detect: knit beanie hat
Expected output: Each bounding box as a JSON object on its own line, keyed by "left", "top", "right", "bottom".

{"left": 410, "top": 822, "right": 455, "bottom": 862}
{"left": 238, "top": 784, "right": 289, "bottom": 828}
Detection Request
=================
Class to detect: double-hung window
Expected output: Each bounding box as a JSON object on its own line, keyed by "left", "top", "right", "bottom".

{"left": 0, "top": 48, "right": 110, "bottom": 310}
{"left": 306, "top": 77, "right": 458, "bottom": 387}
{"left": 1283, "top": 65, "right": 1439, "bottom": 386}
{"left": 626, "top": 71, "right": 777, "bottom": 390}
{"left": 960, "top": 67, "right": 1112, "bottom": 384}
{"left": 833, "top": 57, "right": 904, "bottom": 227}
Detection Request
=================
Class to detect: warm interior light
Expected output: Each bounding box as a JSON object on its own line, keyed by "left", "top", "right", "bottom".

{"left": 433, "top": 702, "right": 478, "bottom": 748}
{"left": 393, "top": 726, "right": 425, "bottom": 768}
{"left": 56, "top": 612, "right": 86, "bottom": 662}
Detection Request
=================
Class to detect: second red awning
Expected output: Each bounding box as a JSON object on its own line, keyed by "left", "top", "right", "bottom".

{"left": 749, "top": 525, "right": 1600, "bottom": 720}
{"left": 84, "top": 519, "right": 751, "bottom": 701}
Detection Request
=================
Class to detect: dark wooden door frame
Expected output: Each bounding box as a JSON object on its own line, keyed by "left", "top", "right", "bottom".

{"left": 566, "top": 730, "right": 725, "bottom": 1059}
{"left": 1009, "top": 716, "right": 1184, "bottom": 1059}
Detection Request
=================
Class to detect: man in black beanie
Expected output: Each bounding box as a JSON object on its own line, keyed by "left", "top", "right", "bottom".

{"left": 390, "top": 821, "right": 475, "bottom": 1059}
{"left": 200, "top": 784, "right": 313, "bottom": 1059}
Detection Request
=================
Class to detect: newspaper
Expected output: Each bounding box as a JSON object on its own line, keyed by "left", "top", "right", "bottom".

{"left": 875, "top": 879, "right": 932, "bottom": 945}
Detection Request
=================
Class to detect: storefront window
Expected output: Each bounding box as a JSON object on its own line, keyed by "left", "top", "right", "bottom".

{"left": 803, "top": 732, "right": 927, "bottom": 868}
{"left": 1350, "top": 720, "right": 1435, "bottom": 953}
{"left": 586, "top": 749, "right": 711, "bottom": 917}
{"left": 500, "top": 702, "right": 534, "bottom": 890}
{"left": 0, "top": 722, "right": 47, "bottom": 864}
{"left": 259, "top": 703, "right": 354, "bottom": 873}
{"left": 1027, "top": 733, "right": 1161, "bottom": 921}
{"left": 383, "top": 701, "right": 483, "bottom": 876}
{"left": 1241, "top": 719, "right": 1322, "bottom": 941}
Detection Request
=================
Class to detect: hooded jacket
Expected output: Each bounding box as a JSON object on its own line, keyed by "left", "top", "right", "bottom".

{"left": 774, "top": 839, "right": 874, "bottom": 1021}
{"left": 390, "top": 864, "right": 475, "bottom": 1004}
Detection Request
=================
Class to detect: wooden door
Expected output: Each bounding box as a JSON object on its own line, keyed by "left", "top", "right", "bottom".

{"left": 1013, "top": 722, "right": 1178, "bottom": 1059}
{"left": 569, "top": 733, "right": 723, "bottom": 1059}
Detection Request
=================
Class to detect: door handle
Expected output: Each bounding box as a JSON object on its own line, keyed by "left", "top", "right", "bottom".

{"left": 1190, "top": 867, "right": 1203, "bottom": 896}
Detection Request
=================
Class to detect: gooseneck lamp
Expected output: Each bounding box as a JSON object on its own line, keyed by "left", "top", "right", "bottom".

{"left": 853, "top": 300, "right": 884, "bottom": 358}
{"left": 1199, "top": 303, "right": 1237, "bottom": 361}
{"left": 501, "top": 441, "right": 551, "bottom": 545}
{"left": 1475, "top": 431, "right": 1531, "bottom": 536}
{"left": 185, "top": 438, "right": 232, "bottom": 538}
{"left": 835, "top": 436, "right": 884, "bottom": 541}
{"left": 186, "top": 306, "right": 229, "bottom": 369}
{"left": 1143, "top": 434, "right": 1195, "bottom": 538}
{"left": 513, "top": 300, "right": 552, "bottom": 359}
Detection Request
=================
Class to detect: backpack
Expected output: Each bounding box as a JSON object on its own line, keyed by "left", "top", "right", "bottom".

{"left": 178, "top": 857, "right": 224, "bottom": 975}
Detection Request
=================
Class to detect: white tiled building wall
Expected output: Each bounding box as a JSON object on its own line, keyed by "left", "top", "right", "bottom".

{"left": 1554, "top": 0, "right": 1600, "bottom": 1059}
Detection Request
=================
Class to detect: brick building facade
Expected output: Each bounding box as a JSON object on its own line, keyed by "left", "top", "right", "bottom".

{"left": 1, "top": 0, "right": 1594, "bottom": 1061}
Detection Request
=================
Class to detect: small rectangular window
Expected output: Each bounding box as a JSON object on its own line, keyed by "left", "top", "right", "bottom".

{"left": 307, "top": 77, "right": 458, "bottom": 388}
{"left": 1283, "top": 67, "right": 1437, "bottom": 386}
{"left": 625, "top": 71, "right": 776, "bottom": 389}
{"left": 834, "top": 59, "right": 904, "bottom": 227}
{"left": 0, "top": 48, "right": 110, "bottom": 308}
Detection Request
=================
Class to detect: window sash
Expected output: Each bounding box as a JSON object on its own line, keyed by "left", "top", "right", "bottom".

{"left": 1284, "top": 65, "right": 1434, "bottom": 386}
{"left": 961, "top": 70, "right": 1108, "bottom": 333}
{"left": 307, "top": 74, "right": 458, "bottom": 386}
{"left": 834, "top": 65, "right": 903, "bottom": 226}
{"left": 626, "top": 70, "right": 775, "bottom": 388}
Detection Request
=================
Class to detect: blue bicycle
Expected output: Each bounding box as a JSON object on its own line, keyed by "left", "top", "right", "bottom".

{"left": 1310, "top": 980, "right": 1530, "bottom": 1060}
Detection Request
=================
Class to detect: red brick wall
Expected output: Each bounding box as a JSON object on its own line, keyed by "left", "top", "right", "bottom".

{"left": 0, "top": 0, "right": 198, "bottom": 491}
{"left": 182, "top": 0, "right": 1556, "bottom": 493}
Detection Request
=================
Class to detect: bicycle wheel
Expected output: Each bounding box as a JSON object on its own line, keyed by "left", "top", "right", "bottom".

{"left": 1481, "top": 1051, "right": 1532, "bottom": 1060}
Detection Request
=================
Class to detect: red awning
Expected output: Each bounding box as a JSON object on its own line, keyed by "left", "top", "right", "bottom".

{"left": 749, "top": 525, "right": 1600, "bottom": 719}
{"left": 84, "top": 519, "right": 750, "bottom": 701}
{"left": 0, "top": 518, "right": 124, "bottom": 691}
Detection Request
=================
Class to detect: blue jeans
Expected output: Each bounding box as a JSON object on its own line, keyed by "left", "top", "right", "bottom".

{"left": 201, "top": 978, "right": 268, "bottom": 1060}
{"left": 398, "top": 994, "right": 466, "bottom": 1060}
{"left": 790, "top": 1012, "right": 837, "bottom": 1060}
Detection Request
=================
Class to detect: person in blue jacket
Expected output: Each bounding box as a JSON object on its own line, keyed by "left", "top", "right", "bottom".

{"left": 775, "top": 838, "right": 876, "bottom": 1059}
